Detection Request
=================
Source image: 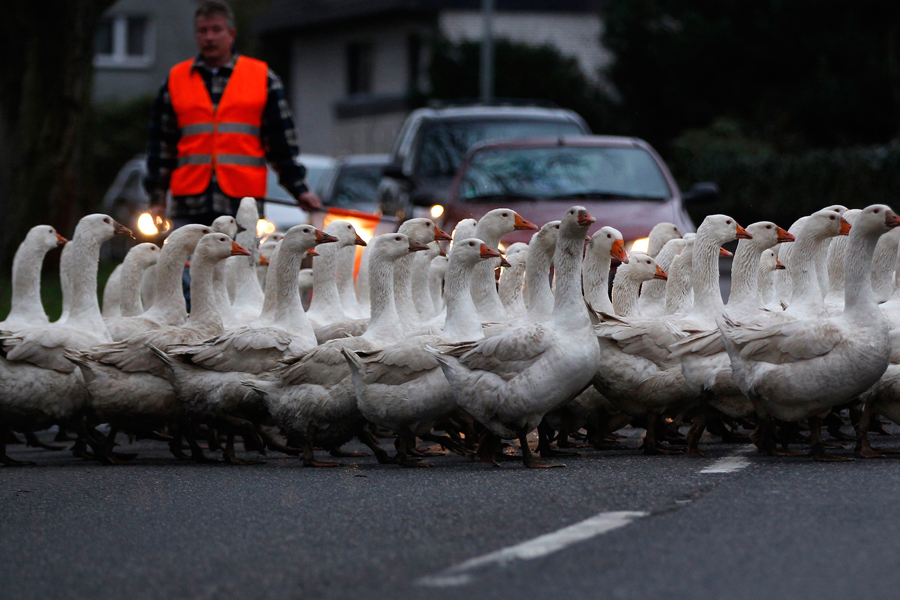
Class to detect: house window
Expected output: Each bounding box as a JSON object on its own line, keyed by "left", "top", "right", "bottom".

{"left": 347, "top": 42, "right": 373, "bottom": 95}
{"left": 94, "top": 15, "right": 154, "bottom": 68}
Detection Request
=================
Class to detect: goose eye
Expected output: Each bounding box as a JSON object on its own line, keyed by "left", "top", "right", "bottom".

{"left": 830, "top": 216, "right": 835, "bottom": 220}
{"left": 502, "top": 212, "right": 509, "bottom": 217}
{"left": 104, "top": 218, "right": 110, "bottom": 224}
{"left": 607, "top": 234, "right": 611, "bottom": 238}
{"left": 766, "top": 225, "right": 772, "bottom": 229}
{"left": 874, "top": 208, "right": 880, "bottom": 213}
{"left": 395, "top": 236, "right": 401, "bottom": 241}
{"left": 203, "top": 229, "right": 210, "bottom": 233}
{"left": 725, "top": 220, "right": 732, "bottom": 225}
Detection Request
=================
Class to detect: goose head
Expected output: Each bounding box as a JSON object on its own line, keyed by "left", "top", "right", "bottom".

{"left": 399, "top": 217, "right": 451, "bottom": 246}
{"left": 195, "top": 232, "right": 250, "bottom": 263}
{"left": 283, "top": 224, "right": 338, "bottom": 256}
{"left": 235, "top": 197, "right": 260, "bottom": 231}
{"left": 804, "top": 208, "right": 851, "bottom": 239}
{"left": 75, "top": 214, "right": 132, "bottom": 244}
{"left": 560, "top": 206, "right": 596, "bottom": 239}
{"left": 621, "top": 252, "right": 667, "bottom": 282}
{"left": 211, "top": 215, "right": 239, "bottom": 239}
{"left": 822, "top": 204, "right": 849, "bottom": 215}
{"left": 852, "top": 204, "right": 900, "bottom": 236}
{"left": 25, "top": 224, "right": 67, "bottom": 252}
{"left": 588, "top": 226, "right": 628, "bottom": 264}
{"left": 744, "top": 221, "right": 795, "bottom": 250}
{"left": 430, "top": 255, "right": 448, "bottom": 275}
{"left": 531, "top": 220, "right": 560, "bottom": 255}
{"left": 451, "top": 237, "right": 502, "bottom": 267}
{"left": 164, "top": 223, "right": 212, "bottom": 251}
{"left": 475, "top": 208, "right": 538, "bottom": 244}
{"left": 451, "top": 219, "right": 478, "bottom": 247}
{"left": 760, "top": 248, "right": 784, "bottom": 273}
{"left": 370, "top": 232, "right": 424, "bottom": 263}
{"left": 324, "top": 220, "right": 368, "bottom": 248}
{"left": 505, "top": 242, "right": 529, "bottom": 257}
{"left": 129, "top": 243, "right": 161, "bottom": 268}
{"left": 647, "top": 222, "right": 682, "bottom": 256}
{"left": 697, "top": 214, "right": 750, "bottom": 246}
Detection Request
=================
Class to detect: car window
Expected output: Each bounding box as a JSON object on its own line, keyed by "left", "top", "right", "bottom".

{"left": 415, "top": 119, "right": 586, "bottom": 178}
{"left": 459, "top": 146, "right": 671, "bottom": 201}
{"left": 323, "top": 164, "right": 385, "bottom": 212}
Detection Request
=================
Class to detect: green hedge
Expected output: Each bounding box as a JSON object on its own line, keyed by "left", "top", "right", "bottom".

{"left": 677, "top": 143, "right": 900, "bottom": 228}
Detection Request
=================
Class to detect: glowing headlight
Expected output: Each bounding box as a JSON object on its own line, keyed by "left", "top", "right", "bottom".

{"left": 627, "top": 237, "right": 650, "bottom": 254}
{"left": 137, "top": 213, "right": 171, "bottom": 236}
{"left": 430, "top": 204, "right": 444, "bottom": 219}
{"left": 257, "top": 219, "right": 277, "bottom": 237}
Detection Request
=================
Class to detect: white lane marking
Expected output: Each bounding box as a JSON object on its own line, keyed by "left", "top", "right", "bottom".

{"left": 416, "top": 510, "right": 647, "bottom": 587}
{"left": 700, "top": 445, "right": 754, "bottom": 474}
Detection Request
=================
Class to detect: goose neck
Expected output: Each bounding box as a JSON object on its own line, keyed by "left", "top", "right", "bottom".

{"left": 266, "top": 246, "right": 315, "bottom": 336}
{"left": 727, "top": 240, "right": 766, "bottom": 314}
{"left": 612, "top": 267, "right": 643, "bottom": 316}
{"left": 551, "top": 233, "right": 589, "bottom": 326}
{"left": 8, "top": 240, "right": 49, "bottom": 323}
{"left": 583, "top": 247, "right": 613, "bottom": 314}
{"left": 525, "top": 242, "right": 554, "bottom": 320}
{"left": 393, "top": 252, "right": 421, "bottom": 326}
{"left": 690, "top": 235, "right": 725, "bottom": 315}
{"left": 665, "top": 253, "right": 693, "bottom": 315}
{"left": 146, "top": 239, "right": 190, "bottom": 323}
{"left": 185, "top": 254, "right": 223, "bottom": 331}
{"left": 118, "top": 258, "right": 148, "bottom": 317}
{"left": 66, "top": 235, "right": 109, "bottom": 338}
{"left": 337, "top": 245, "right": 361, "bottom": 313}
{"left": 870, "top": 232, "right": 899, "bottom": 303}
{"left": 844, "top": 228, "right": 883, "bottom": 322}
{"left": 308, "top": 242, "right": 344, "bottom": 314}
{"left": 363, "top": 252, "right": 403, "bottom": 343}
{"left": 786, "top": 231, "right": 828, "bottom": 315}
{"left": 442, "top": 258, "right": 484, "bottom": 342}
{"left": 758, "top": 267, "right": 776, "bottom": 308}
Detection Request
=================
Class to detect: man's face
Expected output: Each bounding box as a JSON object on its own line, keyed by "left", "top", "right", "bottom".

{"left": 194, "top": 14, "right": 235, "bottom": 64}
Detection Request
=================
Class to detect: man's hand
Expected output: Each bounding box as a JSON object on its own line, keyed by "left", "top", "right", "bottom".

{"left": 298, "top": 191, "right": 323, "bottom": 212}
{"left": 149, "top": 203, "right": 167, "bottom": 220}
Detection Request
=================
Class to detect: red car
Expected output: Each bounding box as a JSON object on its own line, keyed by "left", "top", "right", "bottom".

{"left": 434, "top": 136, "right": 717, "bottom": 252}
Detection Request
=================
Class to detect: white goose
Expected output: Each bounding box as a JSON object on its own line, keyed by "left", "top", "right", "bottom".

{"left": 210, "top": 215, "right": 240, "bottom": 329}
{"left": 639, "top": 222, "right": 683, "bottom": 315}
{"left": 470, "top": 209, "right": 538, "bottom": 323}
{"left": 663, "top": 237, "right": 693, "bottom": 316}
{"left": 0, "top": 225, "right": 66, "bottom": 331}
{"left": 256, "top": 232, "right": 284, "bottom": 290}
{"left": 0, "top": 215, "right": 130, "bottom": 465}
{"left": 783, "top": 209, "right": 849, "bottom": 319}
{"left": 428, "top": 255, "right": 448, "bottom": 314}
{"left": 498, "top": 242, "right": 528, "bottom": 320}
{"left": 412, "top": 241, "right": 446, "bottom": 320}
{"left": 244, "top": 233, "right": 429, "bottom": 467}
{"left": 104, "top": 224, "right": 211, "bottom": 340}
{"left": 611, "top": 252, "right": 668, "bottom": 316}
{"left": 523, "top": 220, "right": 559, "bottom": 323}
{"left": 430, "top": 206, "right": 600, "bottom": 468}
{"left": 720, "top": 204, "right": 899, "bottom": 460}
{"left": 228, "top": 198, "right": 266, "bottom": 325}
{"left": 345, "top": 238, "right": 499, "bottom": 465}
{"left": 306, "top": 220, "right": 367, "bottom": 329}
{"left": 67, "top": 233, "right": 249, "bottom": 462}
{"left": 758, "top": 249, "right": 785, "bottom": 311}
{"left": 647, "top": 222, "right": 683, "bottom": 257}
{"left": 336, "top": 241, "right": 365, "bottom": 319}
{"left": 109, "top": 244, "right": 161, "bottom": 318}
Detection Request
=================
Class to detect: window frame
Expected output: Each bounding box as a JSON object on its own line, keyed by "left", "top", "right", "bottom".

{"left": 94, "top": 14, "right": 155, "bottom": 69}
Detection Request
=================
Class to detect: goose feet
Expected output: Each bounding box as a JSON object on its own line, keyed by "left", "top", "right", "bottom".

{"left": 422, "top": 433, "right": 475, "bottom": 457}
{"left": 329, "top": 447, "right": 368, "bottom": 458}
{"left": 302, "top": 424, "right": 342, "bottom": 467}
{"left": 519, "top": 427, "right": 565, "bottom": 469}
{"left": 0, "top": 453, "right": 35, "bottom": 466}
{"left": 476, "top": 430, "right": 502, "bottom": 467}
{"left": 809, "top": 417, "right": 854, "bottom": 462}
{"left": 357, "top": 429, "right": 393, "bottom": 464}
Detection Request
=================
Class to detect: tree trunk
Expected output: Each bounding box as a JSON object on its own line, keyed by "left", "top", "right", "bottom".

{"left": 0, "top": 1, "right": 116, "bottom": 268}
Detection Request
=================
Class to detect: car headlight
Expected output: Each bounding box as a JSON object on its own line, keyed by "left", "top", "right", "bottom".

{"left": 256, "top": 219, "right": 277, "bottom": 237}
{"left": 137, "top": 212, "right": 171, "bottom": 236}
{"left": 430, "top": 204, "right": 444, "bottom": 219}
{"left": 626, "top": 237, "right": 650, "bottom": 254}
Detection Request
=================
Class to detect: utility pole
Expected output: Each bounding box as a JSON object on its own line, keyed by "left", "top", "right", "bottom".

{"left": 480, "top": 0, "right": 494, "bottom": 104}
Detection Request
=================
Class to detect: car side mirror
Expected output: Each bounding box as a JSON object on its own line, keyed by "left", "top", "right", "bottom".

{"left": 682, "top": 182, "right": 719, "bottom": 204}
{"left": 382, "top": 163, "right": 408, "bottom": 181}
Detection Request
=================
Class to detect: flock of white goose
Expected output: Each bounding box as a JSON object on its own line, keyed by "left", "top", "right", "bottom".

{"left": 3, "top": 197, "right": 900, "bottom": 468}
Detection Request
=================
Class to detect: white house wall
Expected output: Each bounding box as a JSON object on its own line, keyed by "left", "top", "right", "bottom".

{"left": 438, "top": 10, "right": 611, "bottom": 84}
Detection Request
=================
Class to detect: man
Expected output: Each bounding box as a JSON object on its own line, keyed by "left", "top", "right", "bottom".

{"left": 145, "top": 0, "right": 321, "bottom": 231}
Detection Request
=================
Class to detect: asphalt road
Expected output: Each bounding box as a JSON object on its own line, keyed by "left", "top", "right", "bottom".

{"left": 3, "top": 424, "right": 900, "bottom": 600}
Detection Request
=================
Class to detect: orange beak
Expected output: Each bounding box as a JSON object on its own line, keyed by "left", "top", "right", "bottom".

{"left": 719, "top": 247, "right": 733, "bottom": 258}
{"left": 56, "top": 233, "right": 67, "bottom": 247}
{"left": 354, "top": 232, "right": 367, "bottom": 247}
{"left": 513, "top": 213, "right": 539, "bottom": 231}
{"left": 479, "top": 243, "right": 501, "bottom": 259}
{"left": 577, "top": 210, "right": 596, "bottom": 227}
{"left": 885, "top": 211, "right": 900, "bottom": 228}
{"left": 306, "top": 248, "right": 319, "bottom": 257}
{"left": 499, "top": 256, "right": 511, "bottom": 268}
{"left": 439, "top": 246, "right": 447, "bottom": 257}
{"left": 610, "top": 238, "right": 628, "bottom": 263}
{"left": 654, "top": 264, "right": 668, "bottom": 280}
{"left": 839, "top": 217, "right": 852, "bottom": 235}
{"left": 775, "top": 258, "right": 786, "bottom": 270}
{"left": 434, "top": 225, "right": 452, "bottom": 241}
{"left": 409, "top": 240, "right": 429, "bottom": 253}
{"left": 231, "top": 241, "right": 251, "bottom": 256}
{"left": 315, "top": 229, "right": 338, "bottom": 244}
{"left": 776, "top": 226, "right": 795, "bottom": 243}
{"left": 259, "top": 255, "right": 270, "bottom": 266}
{"left": 735, "top": 223, "right": 752, "bottom": 239}
{"left": 114, "top": 221, "right": 133, "bottom": 237}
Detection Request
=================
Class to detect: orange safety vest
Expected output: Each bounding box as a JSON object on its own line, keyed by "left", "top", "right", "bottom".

{"left": 168, "top": 56, "right": 268, "bottom": 198}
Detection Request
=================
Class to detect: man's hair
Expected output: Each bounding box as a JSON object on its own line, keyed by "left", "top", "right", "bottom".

{"left": 195, "top": 1, "right": 235, "bottom": 29}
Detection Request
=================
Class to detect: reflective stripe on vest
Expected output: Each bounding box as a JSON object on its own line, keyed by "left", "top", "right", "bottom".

{"left": 168, "top": 56, "right": 269, "bottom": 198}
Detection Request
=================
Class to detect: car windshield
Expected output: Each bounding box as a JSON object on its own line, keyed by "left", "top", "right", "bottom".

{"left": 415, "top": 119, "right": 586, "bottom": 178}
{"left": 321, "top": 164, "right": 385, "bottom": 212}
{"left": 458, "top": 146, "right": 671, "bottom": 202}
